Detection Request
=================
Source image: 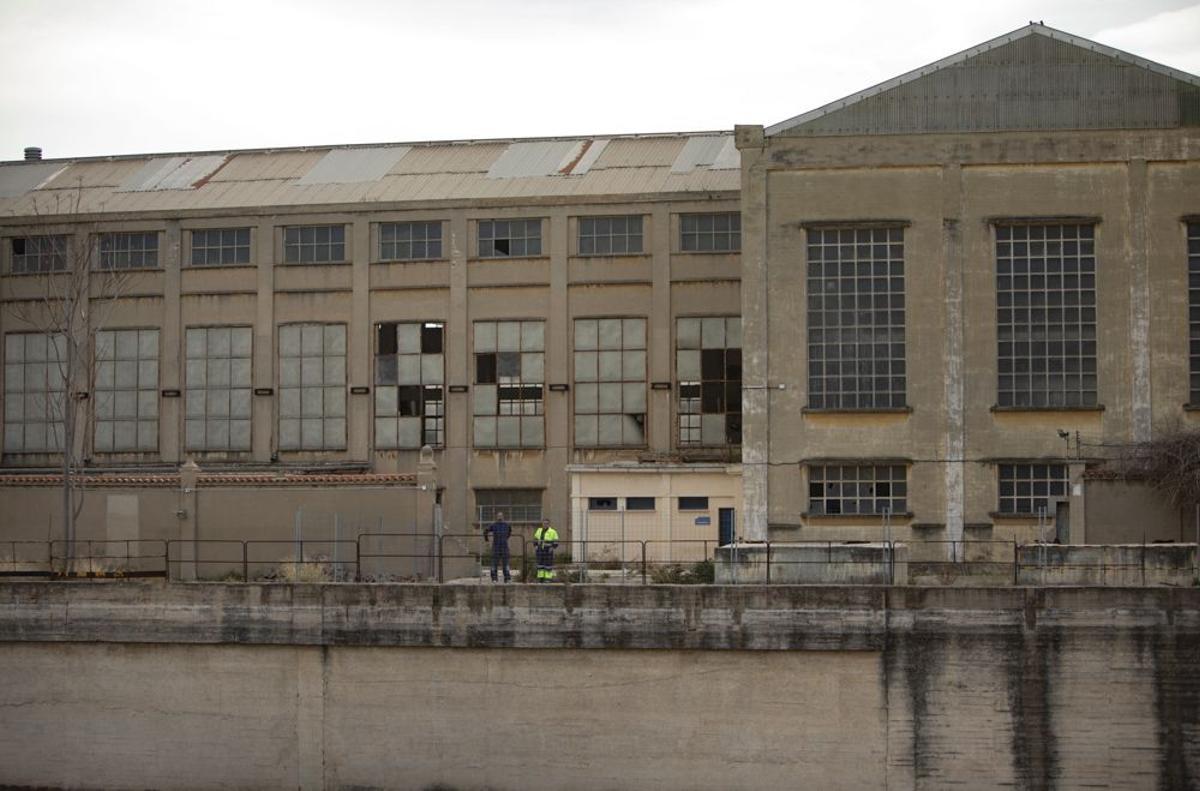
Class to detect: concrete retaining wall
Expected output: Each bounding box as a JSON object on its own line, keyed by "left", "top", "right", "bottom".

{"left": 0, "top": 582, "right": 1197, "bottom": 790}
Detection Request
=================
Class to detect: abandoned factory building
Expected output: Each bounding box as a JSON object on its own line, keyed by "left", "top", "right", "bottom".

{"left": 1, "top": 23, "right": 1197, "bottom": 554}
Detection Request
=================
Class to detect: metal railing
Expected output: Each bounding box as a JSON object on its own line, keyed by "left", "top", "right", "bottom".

{"left": 0, "top": 536, "right": 1194, "bottom": 587}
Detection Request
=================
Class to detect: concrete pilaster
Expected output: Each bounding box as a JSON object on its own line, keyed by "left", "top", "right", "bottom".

{"left": 736, "top": 125, "right": 769, "bottom": 541}
{"left": 1127, "top": 157, "right": 1152, "bottom": 442}
{"left": 253, "top": 220, "right": 276, "bottom": 462}
{"left": 941, "top": 164, "right": 965, "bottom": 549}
{"left": 160, "top": 221, "right": 182, "bottom": 463}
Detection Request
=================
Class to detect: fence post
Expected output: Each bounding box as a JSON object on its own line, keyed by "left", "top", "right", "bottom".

{"left": 1013, "top": 540, "right": 1019, "bottom": 586}
{"left": 641, "top": 541, "right": 647, "bottom": 585}
{"left": 355, "top": 535, "right": 361, "bottom": 583}
{"left": 165, "top": 540, "right": 171, "bottom": 581}
{"left": 766, "top": 541, "right": 772, "bottom": 584}
{"left": 438, "top": 535, "right": 445, "bottom": 584}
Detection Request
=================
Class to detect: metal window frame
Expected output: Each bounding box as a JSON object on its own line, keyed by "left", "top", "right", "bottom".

{"left": 94, "top": 327, "right": 160, "bottom": 452}
{"left": 679, "top": 212, "right": 741, "bottom": 253}
{"left": 806, "top": 226, "right": 906, "bottom": 409}
{"left": 1189, "top": 221, "right": 1200, "bottom": 404}
{"left": 472, "top": 319, "right": 545, "bottom": 449}
{"left": 477, "top": 218, "right": 543, "bottom": 259}
{"left": 572, "top": 316, "right": 647, "bottom": 448}
{"left": 577, "top": 214, "right": 645, "bottom": 256}
{"left": 474, "top": 488, "right": 544, "bottom": 524}
{"left": 277, "top": 322, "right": 348, "bottom": 451}
{"left": 675, "top": 316, "right": 742, "bottom": 447}
{"left": 183, "top": 325, "right": 253, "bottom": 451}
{"left": 807, "top": 463, "right": 908, "bottom": 516}
{"left": 995, "top": 222, "right": 1098, "bottom": 408}
{"left": 373, "top": 320, "right": 445, "bottom": 449}
{"left": 2, "top": 331, "right": 68, "bottom": 453}
{"left": 189, "top": 228, "right": 252, "bottom": 267}
{"left": 378, "top": 220, "right": 444, "bottom": 262}
{"left": 997, "top": 462, "right": 1069, "bottom": 515}
{"left": 97, "top": 231, "right": 159, "bottom": 270}
{"left": 282, "top": 224, "right": 347, "bottom": 264}
{"left": 9, "top": 234, "right": 68, "bottom": 274}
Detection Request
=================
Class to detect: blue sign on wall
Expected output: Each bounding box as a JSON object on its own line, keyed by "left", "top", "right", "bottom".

{"left": 694, "top": 516, "right": 711, "bottom": 526}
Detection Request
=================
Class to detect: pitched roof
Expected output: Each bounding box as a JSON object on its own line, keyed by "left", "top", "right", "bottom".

{"left": 0, "top": 132, "right": 740, "bottom": 220}
{"left": 767, "top": 23, "right": 1200, "bottom": 137}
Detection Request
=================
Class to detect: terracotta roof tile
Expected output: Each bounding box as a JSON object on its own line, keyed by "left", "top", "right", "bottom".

{"left": 0, "top": 471, "right": 417, "bottom": 488}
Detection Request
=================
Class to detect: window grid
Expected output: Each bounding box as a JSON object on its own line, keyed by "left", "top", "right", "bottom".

{"left": 478, "top": 219, "right": 542, "bottom": 258}
{"left": 998, "top": 463, "right": 1068, "bottom": 515}
{"left": 574, "top": 318, "right": 646, "bottom": 447}
{"left": 191, "top": 228, "right": 251, "bottom": 266}
{"left": 10, "top": 235, "right": 68, "bottom": 274}
{"left": 184, "top": 327, "right": 252, "bottom": 451}
{"left": 284, "top": 225, "right": 345, "bottom": 264}
{"left": 374, "top": 322, "right": 444, "bottom": 449}
{"left": 98, "top": 232, "right": 158, "bottom": 270}
{"left": 996, "top": 223, "right": 1098, "bottom": 408}
{"left": 475, "top": 489, "right": 542, "bottom": 524}
{"left": 379, "top": 221, "right": 443, "bottom": 261}
{"left": 1189, "top": 222, "right": 1200, "bottom": 404}
{"left": 473, "top": 320, "right": 545, "bottom": 448}
{"left": 578, "top": 215, "right": 643, "bottom": 256}
{"left": 3, "top": 332, "right": 67, "bottom": 452}
{"left": 94, "top": 329, "right": 159, "bottom": 452}
{"left": 807, "top": 227, "right": 906, "bottom": 409}
{"left": 279, "top": 323, "right": 347, "bottom": 450}
{"left": 677, "top": 317, "right": 741, "bottom": 446}
{"left": 808, "top": 465, "right": 907, "bottom": 516}
{"left": 680, "top": 213, "right": 740, "bottom": 252}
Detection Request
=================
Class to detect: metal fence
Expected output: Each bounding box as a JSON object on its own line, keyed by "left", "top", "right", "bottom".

{"left": 0, "top": 536, "right": 1195, "bottom": 587}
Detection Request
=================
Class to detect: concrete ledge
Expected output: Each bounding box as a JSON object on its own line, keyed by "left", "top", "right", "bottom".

{"left": 1, "top": 582, "right": 1197, "bottom": 651}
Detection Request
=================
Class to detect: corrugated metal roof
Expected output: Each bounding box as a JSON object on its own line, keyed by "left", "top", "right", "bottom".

{"left": 116, "top": 155, "right": 228, "bottom": 192}
{"left": 486, "top": 140, "right": 586, "bottom": 178}
{"left": 0, "top": 161, "right": 67, "bottom": 199}
{"left": 297, "top": 146, "right": 412, "bottom": 185}
{"left": 768, "top": 22, "right": 1200, "bottom": 137}
{"left": 0, "top": 132, "right": 739, "bottom": 219}
{"left": 670, "top": 136, "right": 736, "bottom": 173}
{"left": 565, "top": 139, "right": 610, "bottom": 175}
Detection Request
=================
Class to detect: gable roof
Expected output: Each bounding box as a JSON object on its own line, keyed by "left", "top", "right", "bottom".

{"left": 767, "top": 22, "right": 1200, "bottom": 137}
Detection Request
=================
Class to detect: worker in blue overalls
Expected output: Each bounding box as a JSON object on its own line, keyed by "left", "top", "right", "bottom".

{"left": 483, "top": 511, "right": 512, "bottom": 583}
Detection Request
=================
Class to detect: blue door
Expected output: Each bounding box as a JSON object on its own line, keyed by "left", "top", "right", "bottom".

{"left": 718, "top": 508, "right": 735, "bottom": 546}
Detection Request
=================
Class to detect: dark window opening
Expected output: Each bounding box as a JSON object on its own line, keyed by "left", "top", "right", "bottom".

{"left": 626, "top": 497, "right": 655, "bottom": 510}
{"left": 589, "top": 497, "right": 618, "bottom": 511}
{"left": 679, "top": 496, "right": 709, "bottom": 511}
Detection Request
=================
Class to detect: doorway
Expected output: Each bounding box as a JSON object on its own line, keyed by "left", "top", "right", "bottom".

{"left": 718, "top": 508, "right": 736, "bottom": 546}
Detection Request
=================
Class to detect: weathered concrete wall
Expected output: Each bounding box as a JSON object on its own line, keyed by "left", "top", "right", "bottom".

{"left": 0, "top": 583, "right": 1197, "bottom": 790}
{"left": 1084, "top": 479, "right": 1190, "bottom": 544}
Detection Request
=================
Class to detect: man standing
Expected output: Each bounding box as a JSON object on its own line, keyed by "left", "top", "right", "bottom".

{"left": 483, "top": 511, "right": 512, "bottom": 583}
{"left": 532, "top": 518, "right": 559, "bottom": 583}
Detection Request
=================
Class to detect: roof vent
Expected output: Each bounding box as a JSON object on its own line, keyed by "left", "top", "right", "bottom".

{"left": 24, "top": 147, "right": 42, "bottom": 161}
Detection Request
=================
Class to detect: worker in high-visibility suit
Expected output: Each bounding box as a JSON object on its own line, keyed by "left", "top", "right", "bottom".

{"left": 532, "top": 518, "right": 559, "bottom": 582}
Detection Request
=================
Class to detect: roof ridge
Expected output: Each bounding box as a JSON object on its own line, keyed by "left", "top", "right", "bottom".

{"left": 0, "top": 130, "right": 734, "bottom": 168}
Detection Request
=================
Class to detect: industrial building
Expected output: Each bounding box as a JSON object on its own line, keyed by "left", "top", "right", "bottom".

{"left": 1, "top": 22, "right": 1197, "bottom": 566}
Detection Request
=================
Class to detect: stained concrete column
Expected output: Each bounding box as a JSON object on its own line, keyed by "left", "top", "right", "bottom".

{"left": 177, "top": 459, "right": 199, "bottom": 581}
{"left": 1127, "top": 157, "right": 1152, "bottom": 442}
{"left": 736, "top": 124, "right": 769, "bottom": 541}
{"left": 649, "top": 202, "right": 672, "bottom": 451}
{"left": 444, "top": 209, "right": 470, "bottom": 534}
{"left": 252, "top": 219, "right": 274, "bottom": 460}
{"left": 160, "top": 221, "right": 182, "bottom": 463}
{"left": 253, "top": 220, "right": 276, "bottom": 462}
{"left": 546, "top": 209, "right": 570, "bottom": 533}
{"left": 941, "top": 164, "right": 965, "bottom": 551}
{"left": 348, "top": 218, "right": 370, "bottom": 460}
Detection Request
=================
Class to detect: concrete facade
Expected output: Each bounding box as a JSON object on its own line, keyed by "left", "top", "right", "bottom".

{"left": 0, "top": 581, "right": 1197, "bottom": 789}
{"left": 737, "top": 24, "right": 1200, "bottom": 545}
{"left": 0, "top": 135, "right": 741, "bottom": 547}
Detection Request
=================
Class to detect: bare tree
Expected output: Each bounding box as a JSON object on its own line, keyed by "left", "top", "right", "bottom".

{"left": 5, "top": 183, "right": 132, "bottom": 570}
{"left": 1117, "top": 428, "right": 1200, "bottom": 510}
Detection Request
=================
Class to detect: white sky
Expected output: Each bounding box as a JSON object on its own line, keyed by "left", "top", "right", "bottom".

{"left": 2, "top": 0, "right": 1198, "bottom": 160}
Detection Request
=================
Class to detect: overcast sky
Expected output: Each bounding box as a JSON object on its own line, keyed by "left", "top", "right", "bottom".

{"left": 2, "top": 0, "right": 1198, "bottom": 160}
